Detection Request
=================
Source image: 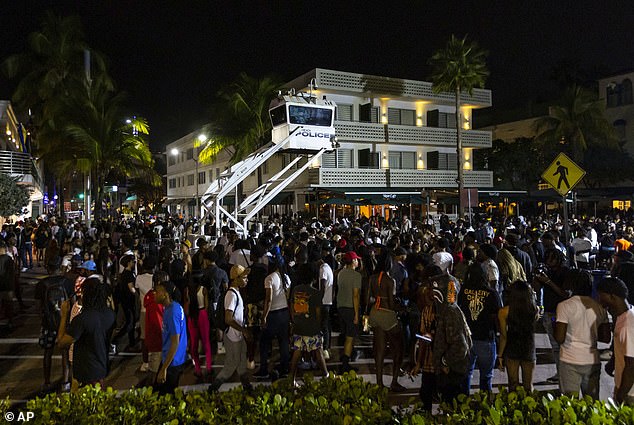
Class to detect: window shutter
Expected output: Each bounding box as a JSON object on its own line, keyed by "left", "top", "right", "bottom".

{"left": 402, "top": 152, "right": 416, "bottom": 169}
{"left": 359, "top": 103, "right": 372, "bottom": 122}
{"left": 371, "top": 107, "right": 379, "bottom": 123}
{"left": 401, "top": 109, "right": 415, "bottom": 126}
{"left": 336, "top": 104, "right": 353, "bottom": 121}
{"left": 446, "top": 113, "right": 457, "bottom": 129}
{"left": 388, "top": 152, "right": 401, "bottom": 169}
{"left": 337, "top": 149, "right": 353, "bottom": 168}
{"left": 388, "top": 108, "right": 401, "bottom": 124}
{"left": 322, "top": 151, "right": 336, "bottom": 168}
{"left": 427, "top": 110, "right": 440, "bottom": 127}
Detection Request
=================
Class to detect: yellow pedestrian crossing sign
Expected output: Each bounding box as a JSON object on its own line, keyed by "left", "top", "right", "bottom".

{"left": 541, "top": 152, "right": 586, "bottom": 196}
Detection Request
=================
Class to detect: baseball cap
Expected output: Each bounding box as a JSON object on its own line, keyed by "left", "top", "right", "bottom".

{"left": 230, "top": 264, "right": 250, "bottom": 281}
{"left": 79, "top": 260, "right": 97, "bottom": 271}
{"left": 343, "top": 251, "right": 361, "bottom": 264}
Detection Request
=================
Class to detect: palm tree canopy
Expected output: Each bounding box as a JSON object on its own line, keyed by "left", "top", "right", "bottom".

{"left": 38, "top": 77, "right": 153, "bottom": 183}
{"left": 428, "top": 34, "right": 489, "bottom": 95}
{"left": 199, "top": 73, "right": 282, "bottom": 165}
{"left": 2, "top": 12, "right": 111, "bottom": 117}
{"left": 534, "top": 85, "right": 617, "bottom": 161}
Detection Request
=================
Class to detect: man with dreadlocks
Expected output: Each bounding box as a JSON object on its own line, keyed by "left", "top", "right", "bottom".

{"left": 57, "top": 277, "right": 115, "bottom": 389}
{"left": 431, "top": 273, "right": 472, "bottom": 403}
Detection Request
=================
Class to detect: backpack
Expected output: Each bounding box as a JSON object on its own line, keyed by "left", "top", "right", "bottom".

{"left": 215, "top": 287, "right": 240, "bottom": 332}
{"left": 41, "top": 276, "right": 70, "bottom": 331}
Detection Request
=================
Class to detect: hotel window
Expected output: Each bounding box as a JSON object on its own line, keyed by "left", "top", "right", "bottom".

{"left": 359, "top": 103, "right": 379, "bottom": 123}
{"left": 336, "top": 104, "right": 353, "bottom": 121}
{"left": 388, "top": 108, "right": 416, "bottom": 125}
{"left": 186, "top": 148, "right": 194, "bottom": 160}
{"left": 187, "top": 174, "right": 195, "bottom": 186}
{"left": 358, "top": 149, "right": 380, "bottom": 169}
{"left": 322, "top": 149, "right": 353, "bottom": 168}
{"left": 169, "top": 178, "right": 176, "bottom": 189}
{"left": 198, "top": 171, "right": 206, "bottom": 184}
{"left": 168, "top": 156, "right": 176, "bottom": 166}
{"left": 427, "top": 109, "right": 457, "bottom": 128}
{"left": 387, "top": 151, "right": 415, "bottom": 169}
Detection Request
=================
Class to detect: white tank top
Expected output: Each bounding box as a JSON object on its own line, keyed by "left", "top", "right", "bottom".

{"left": 197, "top": 286, "right": 205, "bottom": 309}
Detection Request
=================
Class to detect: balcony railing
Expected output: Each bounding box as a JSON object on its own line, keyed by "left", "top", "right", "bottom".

{"left": 314, "top": 69, "right": 492, "bottom": 106}
{"left": 0, "top": 150, "right": 40, "bottom": 185}
{"left": 309, "top": 168, "right": 493, "bottom": 188}
{"left": 334, "top": 121, "right": 492, "bottom": 148}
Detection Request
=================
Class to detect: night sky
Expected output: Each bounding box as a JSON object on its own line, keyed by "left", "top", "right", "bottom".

{"left": 1, "top": 0, "right": 633, "bottom": 150}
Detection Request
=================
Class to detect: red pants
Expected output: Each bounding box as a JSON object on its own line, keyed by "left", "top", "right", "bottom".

{"left": 188, "top": 309, "right": 213, "bottom": 373}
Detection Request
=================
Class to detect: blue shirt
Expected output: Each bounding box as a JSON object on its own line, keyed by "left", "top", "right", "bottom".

{"left": 161, "top": 301, "right": 188, "bottom": 367}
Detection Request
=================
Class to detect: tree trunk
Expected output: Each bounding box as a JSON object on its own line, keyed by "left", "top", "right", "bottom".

{"left": 94, "top": 170, "right": 104, "bottom": 221}
{"left": 456, "top": 87, "right": 464, "bottom": 218}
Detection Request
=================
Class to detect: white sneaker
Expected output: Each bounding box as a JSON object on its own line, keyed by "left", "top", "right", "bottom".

{"left": 21, "top": 267, "right": 28, "bottom": 272}
{"left": 247, "top": 360, "right": 256, "bottom": 370}
{"left": 139, "top": 362, "right": 150, "bottom": 372}
{"left": 217, "top": 344, "right": 226, "bottom": 354}
{"left": 323, "top": 350, "right": 330, "bottom": 360}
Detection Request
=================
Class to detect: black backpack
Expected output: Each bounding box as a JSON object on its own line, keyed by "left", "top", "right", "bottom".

{"left": 41, "top": 276, "right": 70, "bottom": 330}
{"left": 215, "top": 287, "right": 240, "bottom": 332}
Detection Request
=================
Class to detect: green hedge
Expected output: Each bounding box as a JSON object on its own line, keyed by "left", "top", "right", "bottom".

{"left": 1, "top": 373, "right": 633, "bottom": 424}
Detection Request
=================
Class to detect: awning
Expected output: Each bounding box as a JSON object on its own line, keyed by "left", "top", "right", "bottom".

{"left": 125, "top": 194, "right": 137, "bottom": 201}
{"left": 317, "top": 187, "right": 427, "bottom": 206}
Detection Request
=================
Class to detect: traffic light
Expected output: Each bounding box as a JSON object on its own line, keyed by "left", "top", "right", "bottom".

{"left": 78, "top": 193, "right": 85, "bottom": 200}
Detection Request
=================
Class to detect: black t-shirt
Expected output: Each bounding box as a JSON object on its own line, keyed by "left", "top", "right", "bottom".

{"left": 118, "top": 269, "right": 136, "bottom": 307}
{"left": 290, "top": 284, "right": 321, "bottom": 337}
{"left": 245, "top": 263, "right": 268, "bottom": 304}
{"left": 543, "top": 266, "right": 568, "bottom": 313}
{"left": 458, "top": 285, "right": 501, "bottom": 341}
{"left": 68, "top": 308, "right": 116, "bottom": 383}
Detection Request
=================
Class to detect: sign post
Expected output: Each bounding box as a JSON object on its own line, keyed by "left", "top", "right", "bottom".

{"left": 541, "top": 153, "right": 586, "bottom": 245}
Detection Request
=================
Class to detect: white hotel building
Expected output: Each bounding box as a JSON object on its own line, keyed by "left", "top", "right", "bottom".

{"left": 166, "top": 68, "right": 493, "bottom": 220}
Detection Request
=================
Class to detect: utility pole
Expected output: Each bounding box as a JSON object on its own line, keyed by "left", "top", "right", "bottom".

{"left": 84, "top": 49, "right": 92, "bottom": 224}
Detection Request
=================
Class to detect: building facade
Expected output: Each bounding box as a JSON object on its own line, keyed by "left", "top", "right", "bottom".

{"left": 0, "top": 101, "right": 43, "bottom": 219}
{"left": 166, "top": 68, "right": 493, "bottom": 220}
{"left": 599, "top": 70, "right": 634, "bottom": 157}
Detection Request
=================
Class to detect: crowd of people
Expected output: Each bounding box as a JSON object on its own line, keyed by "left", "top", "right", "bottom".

{"left": 0, "top": 210, "right": 632, "bottom": 406}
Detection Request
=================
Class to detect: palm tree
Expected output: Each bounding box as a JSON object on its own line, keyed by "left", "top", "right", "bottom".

{"left": 2, "top": 12, "right": 111, "bottom": 126}
{"left": 199, "top": 73, "right": 282, "bottom": 165}
{"left": 428, "top": 35, "right": 489, "bottom": 215}
{"left": 534, "top": 84, "right": 617, "bottom": 163}
{"left": 39, "top": 79, "right": 155, "bottom": 220}
{"left": 3, "top": 12, "right": 112, "bottom": 215}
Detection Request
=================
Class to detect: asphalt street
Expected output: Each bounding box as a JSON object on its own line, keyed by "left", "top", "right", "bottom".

{"left": 0, "top": 266, "right": 616, "bottom": 407}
